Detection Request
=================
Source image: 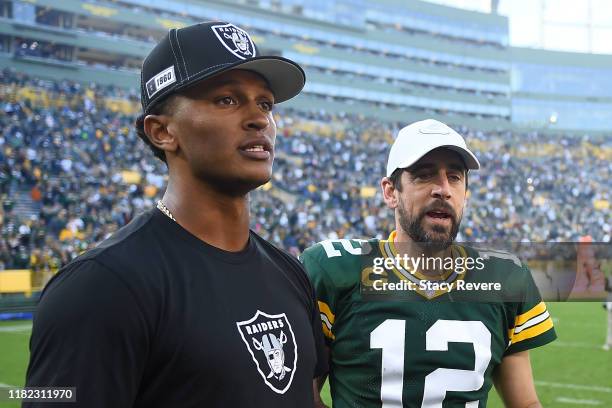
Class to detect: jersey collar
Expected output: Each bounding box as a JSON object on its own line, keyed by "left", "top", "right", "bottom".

{"left": 378, "top": 230, "right": 468, "bottom": 299}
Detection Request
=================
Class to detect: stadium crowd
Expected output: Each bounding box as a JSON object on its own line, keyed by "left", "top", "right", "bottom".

{"left": 0, "top": 69, "right": 610, "bottom": 275}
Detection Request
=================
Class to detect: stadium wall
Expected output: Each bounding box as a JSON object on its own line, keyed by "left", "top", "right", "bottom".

{"left": 510, "top": 47, "right": 612, "bottom": 133}
{"left": 0, "top": 0, "right": 610, "bottom": 134}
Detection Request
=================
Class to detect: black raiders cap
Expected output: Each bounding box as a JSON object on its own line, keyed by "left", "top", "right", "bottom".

{"left": 140, "top": 21, "right": 305, "bottom": 113}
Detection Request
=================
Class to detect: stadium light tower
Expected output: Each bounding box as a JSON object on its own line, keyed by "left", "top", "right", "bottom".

{"left": 587, "top": 0, "right": 592, "bottom": 53}
{"left": 491, "top": 0, "right": 499, "bottom": 14}
{"left": 540, "top": 0, "right": 546, "bottom": 48}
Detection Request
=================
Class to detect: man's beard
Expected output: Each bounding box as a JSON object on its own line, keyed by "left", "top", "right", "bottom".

{"left": 398, "top": 198, "right": 461, "bottom": 253}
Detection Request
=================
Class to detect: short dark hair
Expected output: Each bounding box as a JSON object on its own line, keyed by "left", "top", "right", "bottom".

{"left": 389, "top": 168, "right": 405, "bottom": 192}
{"left": 134, "top": 96, "right": 177, "bottom": 164}
{"left": 388, "top": 168, "right": 469, "bottom": 191}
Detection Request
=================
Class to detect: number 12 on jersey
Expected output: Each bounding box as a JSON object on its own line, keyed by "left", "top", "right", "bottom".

{"left": 370, "top": 319, "right": 491, "bottom": 408}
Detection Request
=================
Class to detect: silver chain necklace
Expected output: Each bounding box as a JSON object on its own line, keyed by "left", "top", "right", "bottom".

{"left": 156, "top": 200, "right": 176, "bottom": 222}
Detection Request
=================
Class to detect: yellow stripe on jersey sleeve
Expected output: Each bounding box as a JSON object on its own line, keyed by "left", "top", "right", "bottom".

{"left": 508, "top": 301, "right": 554, "bottom": 345}
{"left": 514, "top": 301, "right": 546, "bottom": 327}
{"left": 318, "top": 300, "right": 335, "bottom": 325}
{"left": 509, "top": 316, "right": 554, "bottom": 344}
{"left": 318, "top": 300, "right": 336, "bottom": 340}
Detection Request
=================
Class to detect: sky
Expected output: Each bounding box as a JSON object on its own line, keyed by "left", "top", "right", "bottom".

{"left": 425, "top": 0, "right": 612, "bottom": 54}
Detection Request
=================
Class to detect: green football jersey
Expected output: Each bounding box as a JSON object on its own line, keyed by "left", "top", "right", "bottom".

{"left": 301, "top": 232, "right": 556, "bottom": 408}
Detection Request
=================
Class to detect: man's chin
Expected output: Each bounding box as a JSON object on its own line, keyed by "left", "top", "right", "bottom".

{"left": 239, "top": 176, "right": 271, "bottom": 194}
{"left": 251, "top": 173, "right": 272, "bottom": 188}
{"left": 249, "top": 165, "right": 273, "bottom": 182}
{"left": 421, "top": 227, "right": 454, "bottom": 248}
{"left": 207, "top": 173, "right": 271, "bottom": 196}
{"left": 418, "top": 239, "right": 452, "bottom": 253}
{"left": 423, "top": 222, "right": 452, "bottom": 237}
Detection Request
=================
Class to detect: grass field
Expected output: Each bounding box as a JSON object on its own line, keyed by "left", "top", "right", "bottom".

{"left": 0, "top": 302, "right": 609, "bottom": 407}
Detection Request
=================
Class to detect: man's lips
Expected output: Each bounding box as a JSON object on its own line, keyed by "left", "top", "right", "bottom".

{"left": 239, "top": 138, "right": 273, "bottom": 160}
{"left": 423, "top": 206, "right": 455, "bottom": 226}
{"left": 426, "top": 210, "right": 451, "bottom": 219}
{"left": 425, "top": 214, "right": 452, "bottom": 226}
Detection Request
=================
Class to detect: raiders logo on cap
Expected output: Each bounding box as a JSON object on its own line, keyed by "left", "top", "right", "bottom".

{"left": 211, "top": 23, "right": 256, "bottom": 60}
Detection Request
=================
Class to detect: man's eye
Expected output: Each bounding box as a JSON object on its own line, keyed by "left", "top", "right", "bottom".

{"left": 260, "top": 101, "right": 274, "bottom": 112}
{"left": 217, "top": 96, "right": 236, "bottom": 105}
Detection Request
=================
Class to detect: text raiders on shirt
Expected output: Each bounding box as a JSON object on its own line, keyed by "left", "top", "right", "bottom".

{"left": 236, "top": 310, "right": 298, "bottom": 394}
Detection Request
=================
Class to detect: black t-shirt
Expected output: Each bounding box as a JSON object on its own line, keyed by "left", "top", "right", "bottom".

{"left": 25, "top": 208, "right": 328, "bottom": 407}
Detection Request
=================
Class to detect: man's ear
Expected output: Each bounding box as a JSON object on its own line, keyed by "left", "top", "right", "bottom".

{"left": 381, "top": 177, "right": 399, "bottom": 209}
{"left": 143, "top": 114, "right": 178, "bottom": 155}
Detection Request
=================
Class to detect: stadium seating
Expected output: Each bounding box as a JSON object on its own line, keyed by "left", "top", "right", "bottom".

{"left": 0, "top": 69, "right": 610, "bottom": 277}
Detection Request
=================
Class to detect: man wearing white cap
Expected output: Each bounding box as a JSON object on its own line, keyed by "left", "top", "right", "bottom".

{"left": 302, "top": 119, "right": 556, "bottom": 407}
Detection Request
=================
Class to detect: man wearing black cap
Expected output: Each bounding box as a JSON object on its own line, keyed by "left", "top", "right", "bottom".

{"left": 25, "top": 22, "right": 327, "bottom": 407}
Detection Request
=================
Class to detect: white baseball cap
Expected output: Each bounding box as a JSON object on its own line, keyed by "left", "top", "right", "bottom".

{"left": 386, "top": 119, "right": 480, "bottom": 177}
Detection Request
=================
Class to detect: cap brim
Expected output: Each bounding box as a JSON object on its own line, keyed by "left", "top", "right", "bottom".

{"left": 229, "top": 56, "right": 305, "bottom": 103}
{"left": 175, "top": 56, "right": 305, "bottom": 104}
{"left": 392, "top": 145, "right": 480, "bottom": 177}
{"left": 443, "top": 145, "right": 480, "bottom": 170}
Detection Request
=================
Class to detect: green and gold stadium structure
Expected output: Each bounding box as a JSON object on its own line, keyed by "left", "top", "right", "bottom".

{"left": 0, "top": 0, "right": 611, "bottom": 133}
{"left": 0, "top": 1, "right": 610, "bottom": 406}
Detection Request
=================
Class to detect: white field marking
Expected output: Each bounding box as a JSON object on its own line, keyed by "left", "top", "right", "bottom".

{"left": 555, "top": 397, "right": 602, "bottom": 405}
{"left": 0, "top": 324, "right": 31, "bottom": 333}
{"left": 0, "top": 382, "right": 17, "bottom": 387}
{"left": 536, "top": 381, "right": 612, "bottom": 393}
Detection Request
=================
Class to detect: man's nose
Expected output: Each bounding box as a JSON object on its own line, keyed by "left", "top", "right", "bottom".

{"left": 243, "top": 102, "right": 270, "bottom": 131}
{"left": 431, "top": 172, "right": 452, "bottom": 200}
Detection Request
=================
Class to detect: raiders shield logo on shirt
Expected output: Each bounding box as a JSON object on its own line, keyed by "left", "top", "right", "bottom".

{"left": 211, "top": 23, "right": 256, "bottom": 60}
{"left": 236, "top": 310, "right": 297, "bottom": 394}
